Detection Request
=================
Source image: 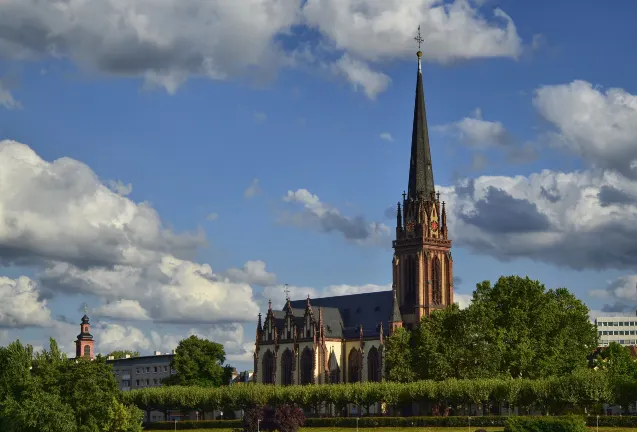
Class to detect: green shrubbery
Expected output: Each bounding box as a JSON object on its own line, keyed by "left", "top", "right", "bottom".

{"left": 124, "top": 369, "right": 637, "bottom": 416}
{"left": 504, "top": 415, "right": 587, "bottom": 432}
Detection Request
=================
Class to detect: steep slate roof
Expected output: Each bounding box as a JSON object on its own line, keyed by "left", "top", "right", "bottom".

{"left": 286, "top": 290, "right": 393, "bottom": 339}
{"left": 407, "top": 53, "right": 435, "bottom": 200}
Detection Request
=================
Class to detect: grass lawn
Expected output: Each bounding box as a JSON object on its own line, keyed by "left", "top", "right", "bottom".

{"left": 145, "top": 428, "right": 635, "bottom": 432}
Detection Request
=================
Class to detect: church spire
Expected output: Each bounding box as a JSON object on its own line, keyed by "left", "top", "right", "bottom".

{"left": 407, "top": 27, "right": 435, "bottom": 201}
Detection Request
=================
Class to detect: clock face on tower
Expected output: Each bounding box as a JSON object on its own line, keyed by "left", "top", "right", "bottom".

{"left": 431, "top": 220, "right": 438, "bottom": 231}
{"left": 406, "top": 221, "right": 415, "bottom": 232}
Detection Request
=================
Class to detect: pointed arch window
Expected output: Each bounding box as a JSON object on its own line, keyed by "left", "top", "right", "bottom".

{"left": 432, "top": 255, "right": 442, "bottom": 305}
{"left": 300, "top": 347, "right": 313, "bottom": 385}
{"left": 281, "top": 349, "right": 294, "bottom": 386}
{"left": 445, "top": 253, "right": 451, "bottom": 301}
{"left": 83, "top": 345, "right": 91, "bottom": 357}
{"left": 262, "top": 350, "right": 274, "bottom": 384}
{"left": 348, "top": 348, "right": 362, "bottom": 383}
{"left": 367, "top": 347, "right": 381, "bottom": 382}
{"left": 328, "top": 352, "right": 340, "bottom": 384}
{"left": 405, "top": 255, "right": 417, "bottom": 305}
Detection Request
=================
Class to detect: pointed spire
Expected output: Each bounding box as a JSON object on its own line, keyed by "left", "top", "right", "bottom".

{"left": 407, "top": 41, "right": 435, "bottom": 201}
{"left": 389, "top": 284, "right": 402, "bottom": 324}
{"left": 396, "top": 202, "right": 402, "bottom": 229}
{"left": 257, "top": 313, "right": 263, "bottom": 331}
{"left": 268, "top": 299, "right": 272, "bottom": 310}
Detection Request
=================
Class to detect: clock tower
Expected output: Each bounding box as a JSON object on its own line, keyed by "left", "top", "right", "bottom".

{"left": 392, "top": 48, "right": 454, "bottom": 329}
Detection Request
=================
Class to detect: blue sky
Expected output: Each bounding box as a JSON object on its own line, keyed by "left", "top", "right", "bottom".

{"left": 1, "top": 0, "right": 637, "bottom": 371}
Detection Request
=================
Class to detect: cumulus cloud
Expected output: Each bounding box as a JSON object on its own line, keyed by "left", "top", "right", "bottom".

{"left": 533, "top": 80, "right": 637, "bottom": 178}
{"left": 281, "top": 188, "right": 391, "bottom": 247}
{"left": 436, "top": 108, "right": 511, "bottom": 148}
{"left": 97, "top": 323, "right": 153, "bottom": 354}
{"left": 0, "top": 276, "right": 52, "bottom": 327}
{"left": 41, "top": 255, "right": 261, "bottom": 324}
{"left": 0, "top": 0, "right": 523, "bottom": 97}
{"left": 588, "top": 275, "right": 637, "bottom": 315}
{"left": 332, "top": 54, "right": 391, "bottom": 99}
{"left": 0, "top": 140, "right": 204, "bottom": 269}
{"left": 443, "top": 168, "right": 637, "bottom": 270}
{"left": 244, "top": 178, "right": 261, "bottom": 199}
{"left": 225, "top": 260, "right": 277, "bottom": 286}
{"left": 92, "top": 299, "right": 151, "bottom": 321}
{"left": 0, "top": 140, "right": 262, "bottom": 325}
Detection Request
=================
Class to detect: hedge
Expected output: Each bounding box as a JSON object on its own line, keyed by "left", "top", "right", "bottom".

{"left": 123, "top": 369, "right": 637, "bottom": 415}
{"left": 141, "top": 416, "right": 637, "bottom": 430}
{"left": 505, "top": 415, "right": 587, "bottom": 432}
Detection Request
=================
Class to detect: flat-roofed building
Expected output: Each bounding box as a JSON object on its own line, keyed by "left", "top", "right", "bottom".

{"left": 595, "top": 316, "right": 637, "bottom": 346}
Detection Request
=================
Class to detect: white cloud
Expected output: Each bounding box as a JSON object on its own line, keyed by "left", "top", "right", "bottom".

{"left": 281, "top": 188, "right": 390, "bottom": 246}
{"left": 0, "top": 0, "right": 523, "bottom": 97}
{"left": 442, "top": 168, "right": 637, "bottom": 270}
{"left": 533, "top": 80, "right": 637, "bottom": 178}
{"left": 93, "top": 299, "right": 151, "bottom": 321}
{"left": 379, "top": 132, "right": 394, "bottom": 142}
{"left": 332, "top": 54, "right": 391, "bottom": 99}
{"left": 41, "top": 256, "right": 261, "bottom": 324}
{"left": 588, "top": 275, "right": 637, "bottom": 315}
{"left": 206, "top": 212, "right": 219, "bottom": 221}
{"left": 304, "top": 0, "right": 522, "bottom": 63}
{"left": 244, "top": 178, "right": 261, "bottom": 199}
{"left": 437, "top": 107, "right": 511, "bottom": 148}
{"left": 0, "top": 81, "right": 20, "bottom": 109}
{"left": 225, "top": 260, "right": 277, "bottom": 286}
{"left": 0, "top": 140, "right": 204, "bottom": 269}
{"left": 97, "top": 323, "right": 153, "bottom": 354}
{"left": 0, "top": 276, "right": 51, "bottom": 327}
{"left": 454, "top": 293, "right": 473, "bottom": 310}
{"left": 106, "top": 180, "right": 133, "bottom": 196}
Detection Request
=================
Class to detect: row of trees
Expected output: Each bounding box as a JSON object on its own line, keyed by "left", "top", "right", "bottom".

{"left": 0, "top": 339, "right": 143, "bottom": 432}
{"left": 385, "top": 276, "right": 603, "bottom": 382}
{"left": 123, "top": 369, "right": 637, "bottom": 416}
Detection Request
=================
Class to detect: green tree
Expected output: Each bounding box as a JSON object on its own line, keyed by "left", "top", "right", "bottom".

{"left": 106, "top": 350, "right": 140, "bottom": 360}
{"left": 0, "top": 340, "right": 34, "bottom": 401}
{"left": 1, "top": 386, "right": 77, "bottom": 432}
{"left": 103, "top": 397, "right": 144, "bottom": 432}
{"left": 31, "top": 338, "right": 67, "bottom": 395}
{"left": 59, "top": 355, "right": 121, "bottom": 431}
{"left": 165, "top": 335, "right": 234, "bottom": 387}
{"left": 384, "top": 327, "right": 415, "bottom": 383}
{"left": 469, "top": 276, "right": 597, "bottom": 378}
{"left": 590, "top": 342, "right": 637, "bottom": 378}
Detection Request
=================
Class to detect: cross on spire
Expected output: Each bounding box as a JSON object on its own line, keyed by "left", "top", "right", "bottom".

{"left": 284, "top": 284, "right": 290, "bottom": 301}
{"left": 84, "top": 305, "right": 88, "bottom": 315}
{"left": 414, "top": 25, "right": 424, "bottom": 50}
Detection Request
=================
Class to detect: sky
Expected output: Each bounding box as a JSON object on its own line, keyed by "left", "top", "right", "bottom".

{"left": 1, "top": 0, "right": 637, "bottom": 372}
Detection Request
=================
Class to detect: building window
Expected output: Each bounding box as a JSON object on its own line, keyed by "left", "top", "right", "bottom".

{"left": 84, "top": 326, "right": 88, "bottom": 332}
{"left": 281, "top": 349, "right": 293, "bottom": 386}
{"left": 432, "top": 255, "right": 442, "bottom": 305}
{"left": 153, "top": 379, "right": 157, "bottom": 384}
{"left": 154, "top": 366, "right": 158, "bottom": 373}
{"left": 146, "top": 367, "right": 150, "bottom": 373}
{"left": 348, "top": 348, "right": 362, "bottom": 383}
{"left": 261, "top": 350, "right": 275, "bottom": 384}
{"left": 300, "top": 347, "right": 313, "bottom": 385}
{"left": 367, "top": 347, "right": 381, "bottom": 382}
{"left": 136, "top": 368, "right": 141, "bottom": 374}
{"left": 146, "top": 379, "right": 149, "bottom": 385}
{"left": 164, "top": 366, "right": 168, "bottom": 372}
{"left": 328, "top": 352, "right": 340, "bottom": 384}
{"left": 136, "top": 380, "right": 140, "bottom": 386}
{"left": 83, "top": 345, "right": 91, "bottom": 357}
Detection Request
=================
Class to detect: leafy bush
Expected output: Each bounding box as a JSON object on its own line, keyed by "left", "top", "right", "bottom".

{"left": 586, "top": 416, "right": 637, "bottom": 428}
{"left": 274, "top": 404, "right": 305, "bottom": 432}
{"left": 141, "top": 420, "right": 242, "bottom": 430}
{"left": 505, "top": 415, "right": 587, "bottom": 432}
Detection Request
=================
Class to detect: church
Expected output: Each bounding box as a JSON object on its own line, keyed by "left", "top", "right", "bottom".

{"left": 253, "top": 47, "right": 454, "bottom": 386}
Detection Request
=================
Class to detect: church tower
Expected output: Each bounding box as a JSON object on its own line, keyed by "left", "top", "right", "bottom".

{"left": 75, "top": 311, "right": 95, "bottom": 360}
{"left": 392, "top": 45, "right": 453, "bottom": 330}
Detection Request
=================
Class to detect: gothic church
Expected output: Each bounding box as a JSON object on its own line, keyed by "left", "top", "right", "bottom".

{"left": 254, "top": 49, "right": 454, "bottom": 385}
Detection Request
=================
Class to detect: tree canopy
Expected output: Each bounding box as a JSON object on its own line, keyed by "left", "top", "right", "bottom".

{"left": 164, "top": 335, "right": 234, "bottom": 387}
{"left": 385, "top": 275, "right": 598, "bottom": 381}
{"left": 0, "top": 338, "right": 143, "bottom": 432}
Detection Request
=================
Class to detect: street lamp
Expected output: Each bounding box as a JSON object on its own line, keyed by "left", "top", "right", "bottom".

{"left": 174, "top": 419, "right": 177, "bottom": 432}
{"left": 220, "top": 411, "right": 224, "bottom": 420}
{"left": 356, "top": 417, "right": 359, "bottom": 432}
{"left": 468, "top": 416, "right": 471, "bottom": 432}
{"left": 258, "top": 419, "right": 261, "bottom": 432}
{"left": 597, "top": 415, "right": 599, "bottom": 432}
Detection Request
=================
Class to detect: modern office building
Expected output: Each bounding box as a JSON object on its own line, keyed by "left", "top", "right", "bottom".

{"left": 595, "top": 316, "right": 637, "bottom": 346}
{"left": 106, "top": 351, "right": 175, "bottom": 392}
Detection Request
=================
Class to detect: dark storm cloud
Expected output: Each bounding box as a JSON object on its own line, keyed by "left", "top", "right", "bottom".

{"left": 597, "top": 186, "right": 637, "bottom": 207}
{"left": 460, "top": 187, "right": 551, "bottom": 234}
